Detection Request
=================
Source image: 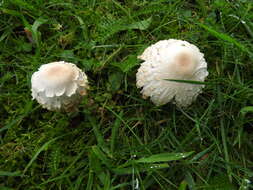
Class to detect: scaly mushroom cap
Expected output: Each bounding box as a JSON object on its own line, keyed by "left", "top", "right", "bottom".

{"left": 136, "top": 39, "right": 208, "bottom": 107}
{"left": 31, "top": 61, "right": 88, "bottom": 111}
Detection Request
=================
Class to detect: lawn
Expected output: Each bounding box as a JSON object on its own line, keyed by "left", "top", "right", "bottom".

{"left": 0, "top": 0, "right": 253, "bottom": 189}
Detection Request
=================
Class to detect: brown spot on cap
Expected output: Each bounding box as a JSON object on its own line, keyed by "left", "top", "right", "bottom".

{"left": 177, "top": 52, "right": 191, "bottom": 67}
{"left": 174, "top": 52, "right": 197, "bottom": 77}
{"left": 44, "top": 64, "right": 75, "bottom": 83}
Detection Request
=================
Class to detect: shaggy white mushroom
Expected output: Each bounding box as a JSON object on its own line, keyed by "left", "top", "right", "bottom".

{"left": 31, "top": 61, "right": 88, "bottom": 111}
{"left": 136, "top": 39, "right": 208, "bottom": 107}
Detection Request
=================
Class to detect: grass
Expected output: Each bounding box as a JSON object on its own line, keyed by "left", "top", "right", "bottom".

{"left": 0, "top": 0, "right": 253, "bottom": 189}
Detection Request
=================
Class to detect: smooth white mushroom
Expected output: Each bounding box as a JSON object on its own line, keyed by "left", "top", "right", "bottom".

{"left": 31, "top": 61, "right": 88, "bottom": 111}
{"left": 136, "top": 39, "right": 208, "bottom": 107}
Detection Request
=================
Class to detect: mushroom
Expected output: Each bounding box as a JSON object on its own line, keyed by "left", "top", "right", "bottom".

{"left": 31, "top": 61, "right": 88, "bottom": 111}
{"left": 136, "top": 39, "right": 208, "bottom": 107}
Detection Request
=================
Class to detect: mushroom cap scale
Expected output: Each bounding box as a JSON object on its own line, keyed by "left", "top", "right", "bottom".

{"left": 136, "top": 39, "right": 208, "bottom": 107}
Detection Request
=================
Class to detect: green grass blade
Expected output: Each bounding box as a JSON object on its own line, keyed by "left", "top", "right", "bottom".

{"left": 104, "top": 105, "right": 144, "bottom": 146}
{"left": 88, "top": 116, "right": 110, "bottom": 155}
{"left": 73, "top": 173, "right": 85, "bottom": 190}
{"left": 92, "top": 146, "right": 112, "bottom": 168}
{"left": 1, "top": 8, "right": 23, "bottom": 17}
{"left": 127, "top": 17, "right": 152, "bottom": 30}
{"left": 22, "top": 133, "right": 72, "bottom": 175}
{"left": 165, "top": 79, "right": 212, "bottom": 85}
{"left": 240, "top": 106, "right": 253, "bottom": 116}
{"left": 38, "top": 174, "right": 71, "bottom": 186}
{"left": 190, "top": 144, "right": 215, "bottom": 162}
{"left": 185, "top": 172, "right": 196, "bottom": 190}
{"left": 178, "top": 180, "right": 188, "bottom": 190}
{"left": 112, "top": 163, "right": 170, "bottom": 175}
{"left": 136, "top": 152, "right": 194, "bottom": 163}
{"left": 0, "top": 171, "right": 22, "bottom": 177}
{"left": 86, "top": 170, "right": 94, "bottom": 190}
{"left": 110, "top": 111, "right": 123, "bottom": 153}
{"left": 217, "top": 85, "right": 232, "bottom": 182}
{"left": 197, "top": 23, "right": 253, "bottom": 57}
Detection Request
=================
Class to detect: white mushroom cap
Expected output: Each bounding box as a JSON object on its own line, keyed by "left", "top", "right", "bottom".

{"left": 31, "top": 61, "right": 88, "bottom": 111}
{"left": 136, "top": 39, "right": 208, "bottom": 107}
